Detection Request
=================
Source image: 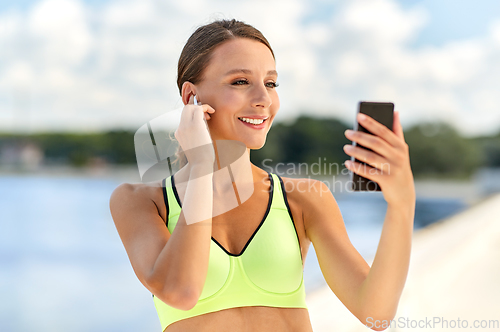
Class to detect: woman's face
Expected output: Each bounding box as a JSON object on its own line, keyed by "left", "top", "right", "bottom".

{"left": 193, "top": 38, "right": 280, "bottom": 149}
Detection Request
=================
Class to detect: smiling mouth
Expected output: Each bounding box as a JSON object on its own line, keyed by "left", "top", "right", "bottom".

{"left": 238, "top": 117, "right": 268, "bottom": 125}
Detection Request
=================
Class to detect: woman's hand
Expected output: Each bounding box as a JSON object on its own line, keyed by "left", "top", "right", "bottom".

{"left": 174, "top": 95, "right": 216, "bottom": 166}
{"left": 343, "top": 111, "right": 415, "bottom": 208}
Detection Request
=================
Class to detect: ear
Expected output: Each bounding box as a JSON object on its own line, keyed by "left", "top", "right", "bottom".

{"left": 181, "top": 81, "right": 196, "bottom": 105}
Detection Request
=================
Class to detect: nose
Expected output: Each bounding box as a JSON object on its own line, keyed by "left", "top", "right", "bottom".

{"left": 251, "top": 83, "right": 273, "bottom": 109}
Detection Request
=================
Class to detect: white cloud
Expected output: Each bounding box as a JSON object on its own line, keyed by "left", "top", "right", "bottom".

{"left": 0, "top": 0, "right": 499, "bottom": 136}
{"left": 28, "top": 0, "right": 92, "bottom": 66}
{"left": 339, "top": 0, "right": 427, "bottom": 45}
{"left": 5, "top": 61, "right": 36, "bottom": 88}
{"left": 491, "top": 20, "right": 500, "bottom": 44}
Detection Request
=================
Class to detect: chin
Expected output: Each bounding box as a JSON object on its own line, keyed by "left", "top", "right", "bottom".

{"left": 246, "top": 138, "right": 266, "bottom": 150}
{"left": 219, "top": 133, "right": 267, "bottom": 150}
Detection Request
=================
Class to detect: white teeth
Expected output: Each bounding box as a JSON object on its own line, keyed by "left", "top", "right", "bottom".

{"left": 239, "top": 117, "right": 265, "bottom": 125}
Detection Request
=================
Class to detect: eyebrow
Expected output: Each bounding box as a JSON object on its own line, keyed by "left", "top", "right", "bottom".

{"left": 223, "top": 69, "right": 278, "bottom": 77}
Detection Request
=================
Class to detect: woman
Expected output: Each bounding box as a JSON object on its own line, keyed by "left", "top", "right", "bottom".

{"left": 109, "top": 19, "right": 415, "bottom": 332}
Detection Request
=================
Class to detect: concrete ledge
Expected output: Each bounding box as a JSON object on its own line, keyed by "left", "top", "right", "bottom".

{"left": 306, "top": 193, "right": 500, "bottom": 331}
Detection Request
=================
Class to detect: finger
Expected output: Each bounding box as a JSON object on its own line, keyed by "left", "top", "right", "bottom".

{"left": 343, "top": 144, "right": 390, "bottom": 172}
{"left": 345, "top": 159, "right": 384, "bottom": 182}
{"left": 357, "top": 113, "right": 401, "bottom": 148}
{"left": 201, "top": 105, "right": 215, "bottom": 120}
{"left": 393, "top": 111, "right": 405, "bottom": 140}
{"left": 188, "top": 94, "right": 194, "bottom": 105}
{"left": 345, "top": 129, "right": 393, "bottom": 161}
{"left": 180, "top": 97, "right": 197, "bottom": 123}
{"left": 192, "top": 104, "right": 211, "bottom": 122}
{"left": 202, "top": 105, "right": 215, "bottom": 113}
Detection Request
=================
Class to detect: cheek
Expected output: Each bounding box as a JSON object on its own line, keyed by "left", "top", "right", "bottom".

{"left": 210, "top": 89, "right": 246, "bottom": 120}
{"left": 218, "top": 89, "right": 244, "bottom": 108}
{"left": 271, "top": 93, "right": 280, "bottom": 114}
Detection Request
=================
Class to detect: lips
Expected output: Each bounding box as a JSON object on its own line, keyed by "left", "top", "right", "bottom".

{"left": 237, "top": 117, "right": 268, "bottom": 129}
{"left": 237, "top": 116, "right": 269, "bottom": 119}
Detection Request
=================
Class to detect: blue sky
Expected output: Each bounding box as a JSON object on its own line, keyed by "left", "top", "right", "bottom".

{"left": 302, "top": 0, "right": 500, "bottom": 47}
{"left": 402, "top": 0, "right": 500, "bottom": 46}
{"left": 3, "top": 0, "right": 499, "bottom": 46}
{"left": 1, "top": 0, "right": 500, "bottom": 136}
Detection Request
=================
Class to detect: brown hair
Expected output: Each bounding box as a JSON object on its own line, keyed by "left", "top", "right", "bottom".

{"left": 173, "top": 19, "right": 275, "bottom": 168}
{"left": 177, "top": 18, "right": 275, "bottom": 95}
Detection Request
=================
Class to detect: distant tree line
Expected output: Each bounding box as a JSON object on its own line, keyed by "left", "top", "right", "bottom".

{"left": 1, "top": 115, "right": 499, "bottom": 179}
{"left": 0, "top": 131, "right": 135, "bottom": 167}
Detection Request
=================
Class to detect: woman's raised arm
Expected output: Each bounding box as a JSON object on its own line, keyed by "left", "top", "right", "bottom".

{"left": 296, "top": 111, "right": 415, "bottom": 331}
{"left": 301, "top": 178, "right": 413, "bottom": 331}
{"left": 342, "top": 111, "right": 415, "bottom": 326}
{"left": 109, "top": 163, "right": 214, "bottom": 311}
{"left": 109, "top": 94, "right": 216, "bottom": 311}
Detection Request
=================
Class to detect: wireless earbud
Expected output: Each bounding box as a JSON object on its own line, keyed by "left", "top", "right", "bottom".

{"left": 193, "top": 95, "right": 200, "bottom": 105}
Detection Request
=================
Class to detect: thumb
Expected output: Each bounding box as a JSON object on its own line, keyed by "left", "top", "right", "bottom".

{"left": 393, "top": 111, "right": 405, "bottom": 139}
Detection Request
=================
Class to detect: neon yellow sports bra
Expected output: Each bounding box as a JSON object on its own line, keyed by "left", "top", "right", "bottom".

{"left": 153, "top": 172, "right": 307, "bottom": 331}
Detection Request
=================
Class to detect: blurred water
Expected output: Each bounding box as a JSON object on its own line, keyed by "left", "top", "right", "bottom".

{"left": 0, "top": 176, "right": 467, "bottom": 332}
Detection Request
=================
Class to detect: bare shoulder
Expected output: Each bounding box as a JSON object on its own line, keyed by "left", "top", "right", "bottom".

{"left": 109, "top": 180, "right": 167, "bottom": 225}
{"left": 278, "top": 176, "right": 332, "bottom": 213}
{"left": 278, "top": 176, "right": 343, "bottom": 241}
{"left": 279, "top": 176, "right": 330, "bottom": 202}
{"left": 109, "top": 180, "right": 172, "bottom": 287}
{"left": 111, "top": 179, "right": 164, "bottom": 196}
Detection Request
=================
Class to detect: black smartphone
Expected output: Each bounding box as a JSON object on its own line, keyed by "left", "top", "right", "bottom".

{"left": 350, "top": 101, "right": 394, "bottom": 191}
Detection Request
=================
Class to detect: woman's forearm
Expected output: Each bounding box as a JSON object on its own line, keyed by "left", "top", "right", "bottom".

{"left": 148, "top": 163, "right": 214, "bottom": 309}
{"left": 357, "top": 202, "right": 415, "bottom": 321}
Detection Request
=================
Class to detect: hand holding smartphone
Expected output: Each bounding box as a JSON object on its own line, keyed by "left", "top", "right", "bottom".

{"left": 350, "top": 102, "right": 394, "bottom": 191}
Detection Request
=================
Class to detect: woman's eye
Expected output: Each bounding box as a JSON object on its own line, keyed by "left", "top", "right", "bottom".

{"left": 231, "top": 79, "right": 279, "bottom": 88}
{"left": 266, "top": 81, "right": 279, "bottom": 88}
{"left": 232, "top": 79, "right": 249, "bottom": 85}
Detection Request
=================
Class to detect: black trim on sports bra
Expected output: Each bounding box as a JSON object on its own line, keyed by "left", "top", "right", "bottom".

{"left": 170, "top": 171, "right": 273, "bottom": 257}
{"left": 277, "top": 174, "right": 302, "bottom": 262}
{"left": 170, "top": 175, "right": 182, "bottom": 228}
{"left": 162, "top": 177, "right": 169, "bottom": 227}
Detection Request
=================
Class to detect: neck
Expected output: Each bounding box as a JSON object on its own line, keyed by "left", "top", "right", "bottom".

{"left": 172, "top": 144, "right": 260, "bottom": 216}
{"left": 176, "top": 142, "right": 253, "bottom": 188}
{"left": 213, "top": 147, "right": 253, "bottom": 192}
